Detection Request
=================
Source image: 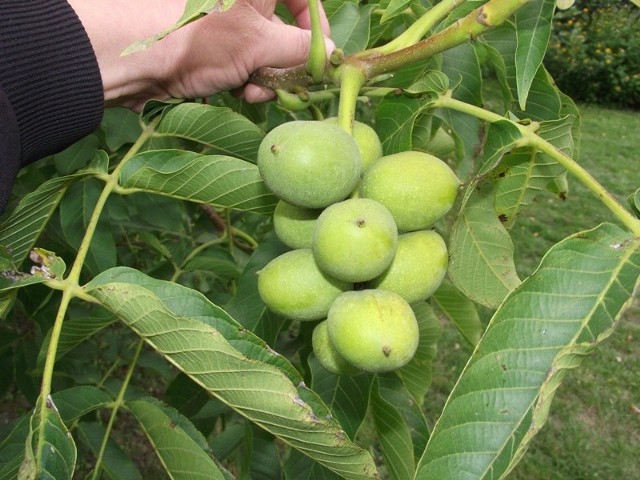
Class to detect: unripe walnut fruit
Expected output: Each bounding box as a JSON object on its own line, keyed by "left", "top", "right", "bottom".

{"left": 367, "top": 229, "right": 448, "bottom": 304}
{"left": 258, "top": 249, "right": 350, "bottom": 321}
{"left": 312, "top": 320, "right": 360, "bottom": 376}
{"left": 258, "top": 121, "right": 362, "bottom": 208}
{"left": 360, "top": 151, "right": 460, "bottom": 231}
{"left": 323, "top": 117, "right": 383, "bottom": 170}
{"left": 312, "top": 198, "right": 398, "bottom": 283}
{"left": 273, "top": 200, "right": 321, "bottom": 249}
{"left": 327, "top": 289, "right": 419, "bottom": 373}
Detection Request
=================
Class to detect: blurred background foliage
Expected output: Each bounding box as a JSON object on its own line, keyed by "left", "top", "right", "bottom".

{"left": 545, "top": 0, "right": 640, "bottom": 109}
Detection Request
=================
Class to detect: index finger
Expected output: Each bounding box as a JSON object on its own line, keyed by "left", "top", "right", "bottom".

{"left": 282, "top": 0, "right": 331, "bottom": 35}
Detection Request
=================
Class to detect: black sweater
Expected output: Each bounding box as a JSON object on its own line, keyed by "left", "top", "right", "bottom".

{"left": 0, "top": 0, "right": 103, "bottom": 214}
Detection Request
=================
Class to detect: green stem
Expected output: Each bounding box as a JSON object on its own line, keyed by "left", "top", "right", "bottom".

{"left": 435, "top": 95, "right": 640, "bottom": 236}
{"left": 528, "top": 136, "right": 640, "bottom": 236}
{"left": 92, "top": 339, "right": 145, "bottom": 480}
{"left": 373, "top": 0, "right": 466, "bottom": 54}
{"left": 306, "top": 0, "right": 326, "bottom": 82}
{"left": 335, "top": 65, "right": 365, "bottom": 134}
{"left": 35, "top": 119, "right": 158, "bottom": 464}
{"left": 360, "top": 0, "right": 532, "bottom": 79}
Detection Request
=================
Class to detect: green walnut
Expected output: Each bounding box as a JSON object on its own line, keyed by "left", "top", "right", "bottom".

{"left": 257, "top": 121, "right": 362, "bottom": 208}
{"left": 312, "top": 320, "right": 360, "bottom": 376}
{"left": 273, "top": 200, "right": 322, "bottom": 249}
{"left": 327, "top": 289, "right": 419, "bottom": 373}
{"left": 360, "top": 151, "right": 460, "bottom": 231}
{"left": 324, "top": 117, "right": 383, "bottom": 170}
{"left": 312, "top": 198, "right": 398, "bottom": 283}
{"left": 257, "top": 249, "right": 351, "bottom": 321}
{"left": 367, "top": 229, "right": 448, "bottom": 304}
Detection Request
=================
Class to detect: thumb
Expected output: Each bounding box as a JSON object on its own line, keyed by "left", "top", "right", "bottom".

{"left": 255, "top": 21, "right": 335, "bottom": 70}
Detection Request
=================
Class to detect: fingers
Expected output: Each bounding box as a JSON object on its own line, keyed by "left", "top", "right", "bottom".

{"left": 254, "top": 20, "right": 335, "bottom": 70}
{"left": 282, "top": 0, "right": 330, "bottom": 35}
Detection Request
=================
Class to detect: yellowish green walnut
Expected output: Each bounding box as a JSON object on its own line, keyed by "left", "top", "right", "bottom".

{"left": 360, "top": 151, "right": 460, "bottom": 231}
{"left": 312, "top": 198, "right": 398, "bottom": 283}
{"left": 367, "top": 229, "right": 448, "bottom": 304}
{"left": 312, "top": 320, "right": 361, "bottom": 376}
{"left": 273, "top": 200, "right": 322, "bottom": 249}
{"left": 258, "top": 249, "right": 351, "bottom": 321}
{"left": 258, "top": 120, "right": 362, "bottom": 208}
{"left": 324, "top": 117, "right": 383, "bottom": 170}
{"left": 327, "top": 289, "right": 419, "bottom": 373}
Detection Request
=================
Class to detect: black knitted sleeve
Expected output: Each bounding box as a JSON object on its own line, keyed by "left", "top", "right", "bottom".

{"left": 0, "top": 0, "right": 104, "bottom": 213}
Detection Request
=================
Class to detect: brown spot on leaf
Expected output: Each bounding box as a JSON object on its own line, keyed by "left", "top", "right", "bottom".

{"left": 499, "top": 214, "right": 508, "bottom": 223}
{"left": 270, "top": 144, "right": 279, "bottom": 154}
{"left": 382, "top": 346, "right": 391, "bottom": 357}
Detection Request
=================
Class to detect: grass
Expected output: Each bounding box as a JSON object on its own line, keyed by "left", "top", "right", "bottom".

{"left": 425, "top": 104, "right": 640, "bottom": 479}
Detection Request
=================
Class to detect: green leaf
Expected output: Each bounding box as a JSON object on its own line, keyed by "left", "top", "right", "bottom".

{"left": 153, "top": 103, "right": 265, "bottom": 162}
{"left": 51, "top": 386, "right": 113, "bottom": 423}
{"left": 85, "top": 268, "right": 377, "bottom": 479}
{"left": 283, "top": 449, "right": 341, "bottom": 480}
{"left": 0, "top": 176, "right": 71, "bottom": 267}
{"left": 122, "top": 0, "right": 238, "bottom": 55}
{"left": 494, "top": 115, "right": 576, "bottom": 228}
{"left": 248, "top": 426, "right": 282, "bottom": 480}
{"left": 308, "top": 356, "right": 373, "bottom": 439}
{"left": 0, "top": 249, "right": 66, "bottom": 292}
{"left": 225, "top": 234, "right": 289, "bottom": 331}
{"left": 102, "top": 107, "right": 143, "bottom": 152}
{"left": 76, "top": 422, "right": 143, "bottom": 480}
{"left": 376, "top": 95, "right": 435, "bottom": 155}
{"left": 59, "top": 178, "right": 117, "bottom": 276}
{"left": 484, "top": 24, "right": 561, "bottom": 121}
{"left": 514, "top": 0, "right": 555, "bottom": 110}
{"left": 628, "top": 188, "right": 640, "bottom": 218}
{"left": 448, "top": 190, "right": 521, "bottom": 309}
{"left": 432, "top": 280, "right": 483, "bottom": 347}
{"left": 380, "top": 0, "right": 412, "bottom": 23}
{"left": 395, "top": 302, "right": 441, "bottom": 404}
{"left": 327, "top": 3, "right": 377, "bottom": 54}
{"left": 440, "top": 43, "right": 483, "bottom": 170}
{"left": 370, "top": 377, "right": 415, "bottom": 480}
{"left": 416, "top": 223, "right": 640, "bottom": 479}
{"left": 127, "top": 397, "right": 226, "bottom": 480}
{"left": 119, "top": 150, "right": 277, "bottom": 214}
{"left": 53, "top": 134, "right": 99, "bottom": 175}
{"left": 0, "top": 416, "right": 29, "bottom": 480}
{"left": 19, "top": 395, "right": 77, "bottom": 480}
{"left": 37, "top": 305, "right": 116, "bottom": 366}
{"left": 460, "top": 120, "right": 524, "bottom": 209}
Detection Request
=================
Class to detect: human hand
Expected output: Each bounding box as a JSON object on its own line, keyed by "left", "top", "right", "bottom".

{"left": 68, "top": 0, "right": 334, "bottom": 109}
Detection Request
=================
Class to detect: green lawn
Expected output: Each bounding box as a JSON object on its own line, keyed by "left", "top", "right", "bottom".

{"left": 426, "top": 104, "right": 640, "bottom": 480}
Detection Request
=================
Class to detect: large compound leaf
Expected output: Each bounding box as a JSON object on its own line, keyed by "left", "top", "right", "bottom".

{"left": 448, "top": 190, "right": 521, "bottom": 309}
{"left": 84, "top": 268, "right": 377, "bottom": 479}
{"left": 416, "top": 223, "right": 640, "bottom": 479}
{"left": 513, "top": 0, "right": 555, "bottom": 110}
{"left": 127, "top": 397, "right": 226, "bottom": 480}
{"left": 119, "top": 150, "right": 277, "bottom": 214}
{"left": 152, "top": 103, "right": 264, "bottom": 162}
